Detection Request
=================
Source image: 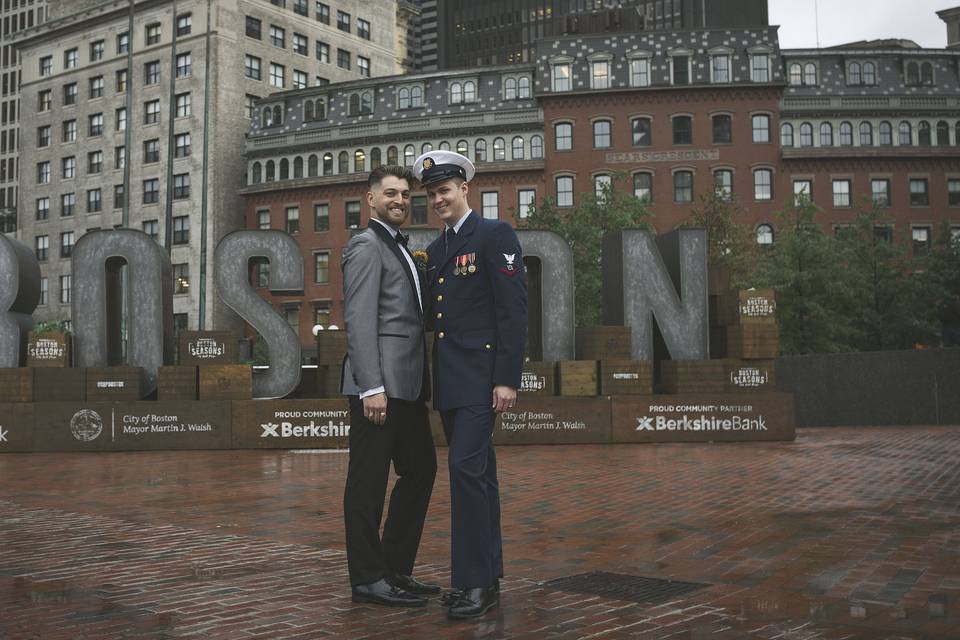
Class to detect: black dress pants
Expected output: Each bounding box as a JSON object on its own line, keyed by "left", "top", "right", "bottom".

{"left": 343, "top": 395, "right": 437, "bottom": 586}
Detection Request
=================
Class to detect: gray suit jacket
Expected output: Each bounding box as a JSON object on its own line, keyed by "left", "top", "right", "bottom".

{"left": 340, "top": 221, "right": 427, "bottom": 401}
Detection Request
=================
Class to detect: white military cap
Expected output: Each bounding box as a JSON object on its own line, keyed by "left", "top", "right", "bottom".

{"left": 412, "top": 150, "right": 476, "bottom": 186}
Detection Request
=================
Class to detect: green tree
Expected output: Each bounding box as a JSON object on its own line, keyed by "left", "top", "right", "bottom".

{"left": 522, "top": 174, "right": 652, "bottom": 326}
{"left": 685, "top": 188, "right": 759, "bottom": 290}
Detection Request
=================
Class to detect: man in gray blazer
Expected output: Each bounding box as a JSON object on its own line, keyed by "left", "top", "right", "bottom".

{"left": 341, "top": 165, "right": 439, "bottom": 607}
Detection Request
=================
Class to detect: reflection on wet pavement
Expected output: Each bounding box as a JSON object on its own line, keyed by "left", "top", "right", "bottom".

{"left": 1, "top": 426, "right": 958, "bottom": 638}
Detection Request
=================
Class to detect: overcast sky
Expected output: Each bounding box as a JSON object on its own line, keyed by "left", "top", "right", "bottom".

{"left": 769, "top": 0, "right": 957, "bottom": 49}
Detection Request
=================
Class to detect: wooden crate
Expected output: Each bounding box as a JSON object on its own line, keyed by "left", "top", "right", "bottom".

{"left": 316, "top": 365, "right": 343, "bottom": 398}
{"left": 709, "top": 325, "right": 728, "bottom": 359}
{"left": 178, "top": 331, "right": 239, "bottom": 365}
{"left": 660, "top": 360, "right": 727, "bottom": 394}
{"left": 316, "top": 330, "right": 348, "bottom": 366}
{"left": 557, "top": 360, "right": 598, "bottom": 396}
{"left": 723, "top": 359, "right": 776, "bottom": 392}
{"left": 727, "top": 324, "right": 780, "bottom": 360}
{"left": 0, "top": 368, "right": 33, "bottom": 402}
{"left": 519, "top": 361, "right": 556, "bottom": 396}
{"left": 575, "top": 326, "right": 632, "bottom": 360}
{"left": 158, "top": 366, "right": 198, "bottom": 401}
{"left": 86, "top": 366, "right": 146, "bottom": 401}
{"left": 26, "top": 332, "right": 71, "bottom": 367}
{"left": 32, "top": 367, "right": 86, "bottom": 402}
{"left": 599, "top": 359, "right": 652, "bottom": 395}
{"left": 719, "top": 289, "right": 777, "bottom": 326}
{"left": 199, "top": 365, "right": 252, "bottom": 400}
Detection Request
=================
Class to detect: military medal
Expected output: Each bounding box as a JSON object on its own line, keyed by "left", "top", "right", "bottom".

{"left": 467, "top": 253, "right": 477, "bottom": 274}
{"left": 455, "top": 254, "right": 467, "bottom": 275}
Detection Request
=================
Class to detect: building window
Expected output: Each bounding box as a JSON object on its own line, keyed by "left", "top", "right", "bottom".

{"left": 839, "top": 121, "right": 853, "bottom": 146}
{"left": 799, "top": 122, "right": 813, "bottom": 147}
{"left": 909, "top": 178, "right": 928, "bottom": 206}
{"left": 937, "top": 120, "right": 950, "bottom": 146}
{"left": 898, "top": 121, "right": 912, "bottom": 145}
{"left": 37, "top": 161, "right": 50, "bottom": 184}
{"left": 61, "top": 193, "right": 75, "bottom": 217}
{"left": 144, "top": 100, "right": 160, "bottom": 124}
{"left": 316, "top": 41, "right": 330, "bottom": 64}
{"left": 114, "top": 184, "right": 125, "bottom": 209}
{"left": 39, "top": 279, "right": 48, "bottom": 305}
{"left": 672, "top": 116, "right": 692, "bottom": 145}
{"left": 144, "top": 60, "right": 160, "bottom": 84}
{"left": 632, "top": 117, "right": 652, "bottom": 146}
{"left": 556, "top": 176, "right": 574, "bottom": 207}
{"left": 38, "top": 125, "right": 50, "bottom": 148}
{"left": 246, "top": 16, "right": 262, "bottom": 39}
{"left": 832, "top": 179, "right": 851, "bottom": 207}
{"left": 593, "top": 120, "right": 611, "bottom": 148}
{"left": 530, "top": 135, "right": 544, "bottom": 159}
{"left": 711, "top": 54, "right": 730, "bottom": 83}
{"left": 512, "top": 136, "right": 525, "bottom": 160}
{"left": 62, "top": 120, "right": 77, "bottom": 143}
{"left": 270, "top": 63, "right": 285, "bottom": 88}
{"left": 270, "top": 25, "right": 285, "bottom": 48}
{"left": 629, "top": 56, "right": 650, "bottom": 87}
{"left": 871, "top": 179, "right": 890, "bottom": 207}
{"left": 64, "top": 48, "right": 78, "bottom": 69}
{"left": 173, "top": 173, "right": 190, "bottom": 199}
{"left": 918, "top": 121, "right": 932, "bottom": 146}
{"left": 750, "top": 53, "right": 770, "bottom": 82}
{"left": 859, "top": 122, "right": 873, "bottom": 146}
{"left": 632, "top": 172, "right": 652, "bottom": 202}
{"left": 293, "top": 70, "right": 308, "bottom": 89}
{"left": 177, "top": 13, "right": 192, "bottom": 36}
{"left": 175, "top": 92, "right": 191, "bottom": 118}
{"left": 173, "top": 263, "right": 190, "bottom": 294}
{"left": 493, "top": 137, "right": 505, "bottom": 161}
{"left": 35, "top": 236, "right": 49, "bottom": 261}
{"left": 457, "top": 140, "right": 469, "bottom": 157}
{"left": 555, "top": 122, "right": 572, "bottom": 151}
{"left": 752, "top": 115, "right": 770, "bottom": 143}
{"left": 518, "top": 189, "right": 536, "bottom": 219}
{"left": 87, "top": 151, "right": 102, "bottom": 174}
{"left": 313, "top": 251, "right": 330, "bottom": 283}
{"left": 948, "top": 179, "right": 960, "bottom": 206}
{"left": 117, "top": 32, "right": 129, "bottom": 54}
{"left": 337, "top": 49, "right": 350, "bottom": 70}
{"left": 358, "top": 56, "right": 370, "bottom": 77}
{"left": 245, "top": 55, "right": 261, "bottom": 80}
{"left": 61, "top": 231, "right": 75, "bottom": 258}
{"left": 39, "top": 90, "right": 52, "bottom": 112}
{"left": 143, "top": 179, "right": 160, "bottom": 204}
{"left": 116, "top": 107, "right": 127, "bottom": 130}
{"left": 410, "top": 196, "right": 427, "bottom": 225}
{"left": 39, "top": 55, "right": 52, "bottom": 76}
{"left": 358, "top": 18, "right": 370, "bottom": 40}
{"left": 293, "top": 33, "right": 308, "bottom": 55}
{"left": 346, "top": 201, "right": 361, "bottom": 228}
{"left": 793, "top": 179, "right": 813, "bottom": 203}
{"left": 146, "top": 22, "right": 161, "bottom": 45}
{"left": 62, "top": 157, "right": 76, "bottom": 179}
{"left": 314, "top": 203, "right": 329, "bottom": 231}
{"left": 474, "top": 140, "right": 486, "bottom": 163}
{"left": 551, "top": 62, "right": 571, "bottom": 91}
{"left": 714, "top": 169, "right": 733, "bottom": 200}
{"left": 257, "top": 209, "right": 270, "bottom": 230}
{"left": 64, "top": 83, "right": 78, "bottom": 106}
{"left": 89, "top": 76, "right": 104, "bottom": 99}
{"left": 754, "top": 169, "right": 773, "bottom": 201}
{"left": 173, "top": 215, "right": 190, "bottom": 244}
{"left": 116, "top": 70, "right": 129, "bottom": 94}
{"left": 712, "top": 115, "right": 732, "bottom": 144}
{"left": 820, "top": 122, "right": 833, "bottom": 146}
{"left": 594, "top": 174, "right": 611, "bottom": 202}
{"left": 174, "top": 132, "right": 191, "bottom": 158}
{"left": 284, "top": 206, "right": 299, "bottom": 234}
{"left": 673, "top": 170, "right": 693, "bottom": 203}
{"left": 780, "top": 122, "right": 794, "bottom": 148}
{"left": 863, "top": 62, "right": 876, "bottom": 85}
{"left": 912, "top": 226, "right": 932, "bottom": 254}
{"left": 788, "top": 63, "right": 802, "bottom": 86}
{"left": 590, "top": 58, "right": 611, "bottom": 89}
{"left": 756, "top": 224, "right": 774, "bottom": 246}
{"left": 482, "top": 192, "right": 499, "bottom": 219}
{"left": 316, "top": 2, "right": 330, "bottom": 24}
{"left": 671, "top": 55, "right": 690, "bottom": 85}
{"left": 337, "top": 10, "right": 351, "bottom": 32}
{"left": 36, "top": 197, "right": 49, "bottom": 221}
{"left": 60, "top": 275, "right": 72, "bottom": 304}
{"left": 89, "top": 113, "right": 104, "bottom": 136}
{"left": 176, "top": 52, "right": 192, "bottom": 78}
{"left": 115, "top": 146, "right": 125, "bottom": 170}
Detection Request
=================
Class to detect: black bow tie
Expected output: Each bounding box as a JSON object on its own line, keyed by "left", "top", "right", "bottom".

{"left": 395, "top": 232, "right": 408, "bottom": 246}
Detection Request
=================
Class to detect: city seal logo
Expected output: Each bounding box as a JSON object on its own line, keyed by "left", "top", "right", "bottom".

{"left": 422, "top": 157, "right": 434, "bottom": 170}
{"left": 70, "top": 409, "right": 103, "bottom": 442}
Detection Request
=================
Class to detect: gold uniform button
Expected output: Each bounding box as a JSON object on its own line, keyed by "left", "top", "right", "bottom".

{"left": 436, "top": 312, "right": 443, "bottom": 319}
{"left": 436, "top": 295, "right": 443, "bottom": 302}
{"left": 438, "top": 332, "right": 445, "bottom": 339}
{"left": 438, "top": 277, "right": 445, "bottom": 284}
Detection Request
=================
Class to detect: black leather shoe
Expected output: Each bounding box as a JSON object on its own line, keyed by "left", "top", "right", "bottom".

{"left": 389, "top": 574, "right": 441, "bottom": 595}
{"left": 447, "top": 586, "right": 498, "bottom": 619}
{"left": 351, "top": 578, "right": 427, "bottom": 607}
{"left": 440, "top": 589, "right": 463, "bottom": 607}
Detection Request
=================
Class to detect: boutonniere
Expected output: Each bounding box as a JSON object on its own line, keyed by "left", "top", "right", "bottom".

{"left": 412, "top": 250, "right": 428, "bottom": 271}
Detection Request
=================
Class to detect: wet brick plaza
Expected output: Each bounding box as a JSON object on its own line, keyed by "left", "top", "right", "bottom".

{"left": 1, "top": 426, "right": 959, "bottom": 639}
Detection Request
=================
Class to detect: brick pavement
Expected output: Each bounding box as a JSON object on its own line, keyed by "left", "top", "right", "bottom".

{"left": 1, "top": 426, "right": 959, "bottom": 639}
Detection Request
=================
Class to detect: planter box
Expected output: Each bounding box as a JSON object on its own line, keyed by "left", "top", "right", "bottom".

{"left": 26, "top": 331, "right": 72, "bottom": 368}
{"left": 727, "top": 324, "right": 780, "bottom": 360}
{"left": 85, "top": 367, "right": 146, "bottom": 401}
{"left": 178, "top": 331, "right": 238, "bottom": 365}
{"left": 600, "top": 359, "right": 652, "bottom": 396}
{"left": 158, "top": 366, "right": 198, "bottom": 401}
{"left": 0, "top": 368, "right": 33, "bottom": 403}
{"left": 33, "top": 367, "right": 86, "bottom": 402}
{"left": 519, "top": 361, "right": 556, "bottom": 396}
{"left": 661, "top": 360, "right": 727, "bottom": 394}
{"left": 558, "top": 360, "right": 599, "bottom": 397}
{"left": 575, "top": 326, "right": 632, "bottom": 361}
{"left": 199, "top": 365, "right": 252, "bottom": 401}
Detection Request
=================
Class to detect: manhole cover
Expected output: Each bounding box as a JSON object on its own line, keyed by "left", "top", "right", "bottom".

{"left": 545, "top": 571, "right": 709, "bottom": 604}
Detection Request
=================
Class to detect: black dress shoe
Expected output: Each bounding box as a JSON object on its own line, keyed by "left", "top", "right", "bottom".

{"left": 389, "top": 574, "right": 441, "bottom": 595}
{"left": 351, "top": 578, "right": 427, "bottom": 607}
{"left": 442, "top": 579, "right": 498, "bottom": 608}
{"left": 447, "top": 586, "right": 498, "bottom": 619}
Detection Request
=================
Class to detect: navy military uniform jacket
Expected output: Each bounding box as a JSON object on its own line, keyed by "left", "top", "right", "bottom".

{"left": 426, "top": 211, "right": 527, "bottom": 411}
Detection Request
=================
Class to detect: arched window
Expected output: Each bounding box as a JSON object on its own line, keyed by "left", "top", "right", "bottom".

{"left": 839, "top": 121, "right": 853, "bottom": 146}
{"left": 456, "top": 140, "right": 469, "bottom": 156}
{"left": 493, "top": 137, "right": 505, "bottom": 161}
{"left": 863, "top": 62, "right": 876, "bottom": 85}
{"left": 820, "top": 122, "right": 833, "bottom": 146}
{"left": 252, "top": 162, "right": 262, "bottom": 184}
{"left": 463, "top": 81, "right": 476, "bottom": 102}
{"left": 799, "top": 122, "right": 813, "bottom": 147}
{"left": 360, "top": 91, "right": 372, "bottom": 114}
{"left": 279, "top": 158, "right": 289, "bottom": 180}
{"left": 304, "top": 100, "right": 314, "bottom": 121}
{"left": 475, "top": 139, "right": 487, "bottom": 162}
{"left": 421, "top": 142, "right": 433, "bottom": 154}
{"left": 803, "top": 63, "right": 817, "bottom": 85}
{"left": 398, "top": 87, "right": 410, "bottom": 109}
{"left": 322, "top": 153, "right": 333, "bottom": 175}
{"left": 937, "top": 120, "right": 950, "bottom": 146}
{"left": 918, "top": 121, "right": 931, "bottom": 146}
{"left": 338, "top": 151, "right": 349, "bottom": 173}
{"left": 265, "top": 160, "right": 276, "bottom": 182}
{"left": 403, "top": 144, "right": 415, "bottom": 166}
{"left": 439, "top": 141, "right": 450, "bottom": 151}
{"left": 789, "top": 63, "right": 802, "bottom": 86}
{"left": 504, "top": 77, "right": 517, "bottom": 100}
{"left": 450, "top": 82, "right": 462, "bottom": 104}
{"left": 315, "top": 99, "right": 326, "bottom": 120}
{"left": 512, "top": 136, "right": 524, "bottom": 160}
{"left": 387, "top": 146, "right": 398, "bottom": 165}
{"left": 848, "top": 62, "right": 861, "bottom": 85}
{"left": 273, "top": 105, "right": 283, "bottom": 126}
{"left": 354, "top": 149, "right": 365, "bottom": 173}
{"left": 308, "top": 154, "right": 318, "bottom": 177}
{"left": 906, "top": 62, "right": 920, "bottom": 85}
{"left": 756, "top": 223, "right": 774, "bottom": 246}
{"left": 878, "top": 121, "right": 892, "bottom": 146}
{"left": 262, "top": 107, "right": 272, "bottom": 127}
{"left": 293, "top": 156, "right": 304, "bottom": 179}
{"left": 349, "top": 94, "right": 360, "bottom": 115}
{"left": 921, "top": 62, "right": 933, "bottom": 85}
{"left": 370, "top": 147, "right": 381, "bottom": 167}
{"left": 410, "top": 86, "right": 422, "bottom": 107}
{"left": 780, "top": 123, "right": 794, "bottom": 147}
{"left": 518, "top": 76, "right": 531, "bottom": 98}
{"left": 633, "top": 172, "right": 652, "bottom": 202}
{"left": 530, "top": 135, "right": 543, "bottom": 159}
{"left": 859, "top": 122, "right": 873, "bottom": 146}
{"left": 899, "top": 121, "right": 912, "bottom": 145}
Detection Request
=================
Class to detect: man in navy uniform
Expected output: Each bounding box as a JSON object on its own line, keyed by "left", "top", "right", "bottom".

{"left": 414, "top": 150, "right": 527, "bottom": 620}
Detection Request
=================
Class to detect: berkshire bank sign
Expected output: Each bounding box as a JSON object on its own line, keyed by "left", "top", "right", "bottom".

{"left": 0, "top": 227, "right": 709, "bottom": 399}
